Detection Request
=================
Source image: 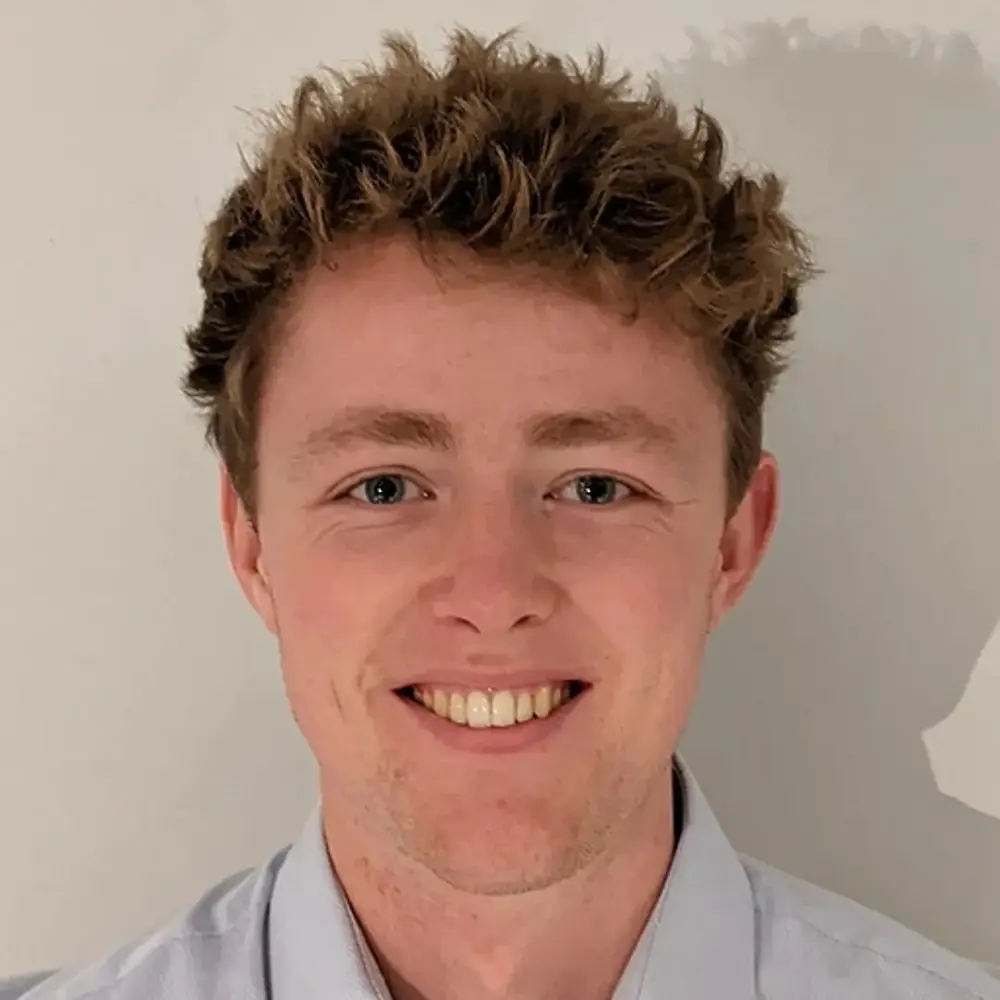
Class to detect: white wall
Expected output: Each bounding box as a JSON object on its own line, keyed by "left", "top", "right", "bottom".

{"left": 1, "top": 0, "right": 998, "bottom": 977}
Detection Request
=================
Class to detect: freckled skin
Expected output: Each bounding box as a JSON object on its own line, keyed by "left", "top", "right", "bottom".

{"left": 222, "top": 238, "right": 778, "bottom": 999}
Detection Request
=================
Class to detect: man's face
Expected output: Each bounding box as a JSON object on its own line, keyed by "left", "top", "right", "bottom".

{"left": 224, "top": 238, "right": 775, "bottom": 894}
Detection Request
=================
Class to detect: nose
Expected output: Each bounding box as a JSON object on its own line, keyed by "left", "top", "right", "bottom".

{"left": 424, "top": 500, "right": 559, "bottom": 636}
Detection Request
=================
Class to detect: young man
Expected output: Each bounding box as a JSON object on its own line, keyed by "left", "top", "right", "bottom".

{"left": 15, "top": 28, "right": 998, "bottom": 1000}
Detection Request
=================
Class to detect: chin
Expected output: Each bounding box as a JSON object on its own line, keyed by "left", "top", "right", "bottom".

{"left": 393, "top": 801, "right": 596, "bottom": 896}
{"left": 414, "top": 848, "right": 587, "bottom": 897}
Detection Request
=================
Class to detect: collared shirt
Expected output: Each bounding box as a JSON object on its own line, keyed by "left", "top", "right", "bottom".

{"left": 15, "top": 758, "right": 1000, "bottom": 1000}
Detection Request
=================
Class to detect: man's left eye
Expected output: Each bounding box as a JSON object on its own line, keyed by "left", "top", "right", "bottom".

{"left": 553, "top": 475, "right": 637, "bottom": 506}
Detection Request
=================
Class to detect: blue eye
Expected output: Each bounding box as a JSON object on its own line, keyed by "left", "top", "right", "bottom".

{"left": 337, "top": 473, "right": 640, "bottom": 507}
{"left": 556, "top": 475, "right": 636, "bottom": 505}
{"left": 346, "top": 474, "right": 425, "bottom": 505}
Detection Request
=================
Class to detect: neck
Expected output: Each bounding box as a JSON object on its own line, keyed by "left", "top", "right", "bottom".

{"left": 322, "top": 777, "right": 678, "bottom": 1000}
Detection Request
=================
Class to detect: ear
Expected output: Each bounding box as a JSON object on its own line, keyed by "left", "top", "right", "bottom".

{"left": 220, "top": 465, "right": 278, "bottom": 635}
{"left": 709, "top": 452, "right": 780, "bottom": 632}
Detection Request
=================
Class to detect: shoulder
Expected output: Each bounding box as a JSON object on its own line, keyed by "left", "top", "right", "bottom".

{"left": 15, "top": 847, "right": 290, "bottom": 1000}
{"left": 742, "top": 856, "right": 1000, "bottom": 1000}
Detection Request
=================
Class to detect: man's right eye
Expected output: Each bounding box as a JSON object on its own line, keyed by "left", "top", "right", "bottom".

{"left": 341, "top": 474, "right": 428, "bottom": 505}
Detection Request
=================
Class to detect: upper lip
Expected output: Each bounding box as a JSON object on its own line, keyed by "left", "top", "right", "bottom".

{"left": 395, "top": 669, "right": 591, "bottom": 692}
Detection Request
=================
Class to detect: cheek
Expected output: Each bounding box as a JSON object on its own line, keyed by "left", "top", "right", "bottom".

{"left": 265, "top": 546, "right": 373, "bottom": 710}
{"left": 572, "top": 521, "right": 718, "bottom": 634}
{"left": 267, "top": 548, "right": 390, "bottom": 767}
{"left": 571, "top": 525, "right": 717, "bottom": 712}
{"left": 270, "top": 528, "right": 389, "bottom": 634}
{"left": 266, "top": 531, "right": 423, "bottom": 695}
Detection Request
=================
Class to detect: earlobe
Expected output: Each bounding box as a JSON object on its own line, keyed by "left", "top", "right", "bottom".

{"left": 710, "top": 453, "right": 780, "bottom": 629}
{"left": 249, "top": 555, "right": 278, "bottom": 634}
{"left": 219, "top": 465, "right": 278, "bottom": 634}
{"left": 708, "top": 551, "right": 730, "bottom": 633}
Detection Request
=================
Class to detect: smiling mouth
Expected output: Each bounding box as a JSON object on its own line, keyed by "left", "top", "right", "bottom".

{"left": 396, "top": 681, "right": 588, "bottom": 729}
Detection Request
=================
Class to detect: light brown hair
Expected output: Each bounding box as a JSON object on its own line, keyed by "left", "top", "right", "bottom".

{"left": 182, "top": 28, "right": 815, "bottom": 521}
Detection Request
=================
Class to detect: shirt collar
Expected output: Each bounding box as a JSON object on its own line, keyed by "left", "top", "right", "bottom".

{"left": 267, "top": 756, "right": 756, "bottom": 1000}
{"left": 267, "top": 799, "right": 391, "bottom": 1000}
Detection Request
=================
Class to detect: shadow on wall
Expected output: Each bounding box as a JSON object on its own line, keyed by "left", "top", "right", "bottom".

{"left": 669, "top": 22, "right": 1000, "bottom": 965}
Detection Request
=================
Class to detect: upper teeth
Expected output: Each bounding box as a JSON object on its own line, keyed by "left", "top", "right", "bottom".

{"left": 411, "top": 684, "right": 571, "bottom": 728}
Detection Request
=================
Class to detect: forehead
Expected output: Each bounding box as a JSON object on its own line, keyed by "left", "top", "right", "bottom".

{"left": 261, "top": 239, "right": 724, "bottom": 450}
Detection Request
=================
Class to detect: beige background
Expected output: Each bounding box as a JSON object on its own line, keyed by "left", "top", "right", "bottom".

{"left": 1, "top": 0, "right": 998, "bottom": 978}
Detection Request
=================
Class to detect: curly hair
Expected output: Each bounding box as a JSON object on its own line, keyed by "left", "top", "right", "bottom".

{"left": 182, "top": 28, "right": 815, "bottom": 521}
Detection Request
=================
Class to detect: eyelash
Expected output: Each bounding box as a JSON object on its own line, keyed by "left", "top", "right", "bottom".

{"left": 332, "top": 471, "right": 650, "bottom": 507}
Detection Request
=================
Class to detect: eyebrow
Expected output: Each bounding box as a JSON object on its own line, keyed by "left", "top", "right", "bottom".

{"left": 289, "top": 404, "right": 683, "bottom": 476}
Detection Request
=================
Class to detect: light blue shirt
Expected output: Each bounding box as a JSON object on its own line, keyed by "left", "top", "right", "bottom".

{"left": 14, "top": 758, "right": 1000, "bottom": 999}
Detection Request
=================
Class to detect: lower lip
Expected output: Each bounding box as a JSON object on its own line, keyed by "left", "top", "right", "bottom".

{"left": 388, "top": 689, "right": 588, "bottom": 755}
